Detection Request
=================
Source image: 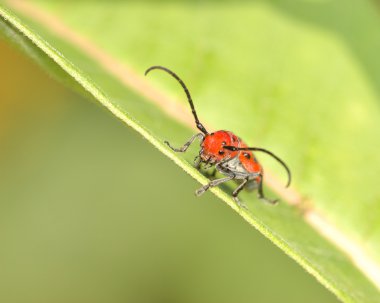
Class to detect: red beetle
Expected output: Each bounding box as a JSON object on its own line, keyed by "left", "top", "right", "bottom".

{"left": 145, "top": 66, "right": 291, "bottom": 208}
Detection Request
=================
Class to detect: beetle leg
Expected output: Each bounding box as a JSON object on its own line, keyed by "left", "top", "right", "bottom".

{"left": 193, "top": 155, "right": 201, "bottom": 168}
{"left": 258, "top": 176, "right": 278, "bottom": 205}
{"left": 195, "top": 175, "right": 235, "bottom": 197}
{"left": 165, "top": 133, "right": 204, "bottom": 153}
{"left": 232, "top": 177, "right": 249, "bottom": 209}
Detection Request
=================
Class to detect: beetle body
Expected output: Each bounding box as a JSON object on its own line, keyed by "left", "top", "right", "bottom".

{"left": 145, "top": 66, "right": 291, "bottom": 208}
{"left": 200, "top": 131, "right": 261, "bottom": 181}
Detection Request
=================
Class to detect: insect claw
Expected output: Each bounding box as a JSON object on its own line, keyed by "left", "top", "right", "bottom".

{"left": 233, "top": 197, "right": 249, "bottom": 210}
{"left": 164, "top": 140, "right": 173, "bottom": 148}
{"left": 260, "top": 197, "right": 279, "bottom": 205}
{"left": 195, "top": 186, "right": 207, "bottom": 196}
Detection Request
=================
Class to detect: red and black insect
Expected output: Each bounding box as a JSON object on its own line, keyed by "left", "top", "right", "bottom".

{"left": 145, "top": 66, "right": 291, "bottom": 208}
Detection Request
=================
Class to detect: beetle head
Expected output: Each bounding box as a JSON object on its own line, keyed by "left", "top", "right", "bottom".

{"left": 200, "top": 130, "right": 239, "bottom": 164}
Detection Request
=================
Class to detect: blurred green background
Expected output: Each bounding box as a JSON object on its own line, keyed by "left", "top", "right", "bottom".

{"left": 0, "top": 36, "right": 339, "bottom": 302}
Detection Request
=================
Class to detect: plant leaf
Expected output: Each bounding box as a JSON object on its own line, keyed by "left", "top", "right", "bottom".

{"left": 1, "top": 1, "right": 380, "bottom": 302}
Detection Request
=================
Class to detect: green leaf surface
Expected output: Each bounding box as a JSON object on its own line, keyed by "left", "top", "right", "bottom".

{"left": 1, "top": 1, "right": 380, "bottom": 302}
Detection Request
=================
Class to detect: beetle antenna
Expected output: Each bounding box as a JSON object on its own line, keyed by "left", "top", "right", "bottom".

{"left": 224, "top": 146, "right": 291, "bottom": 187}
{"left": 145, "top": 66, "right": 208, "bottom": 134}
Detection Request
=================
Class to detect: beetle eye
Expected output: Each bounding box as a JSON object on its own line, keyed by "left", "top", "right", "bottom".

{"left": 244, "top": 152, "right": 251, "bottom": 159}
{"left": 218, "top": 150, "right": 225, "bottom": 155}
{"left": 222, "top": 141, "right": 226, "bottom": 146}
